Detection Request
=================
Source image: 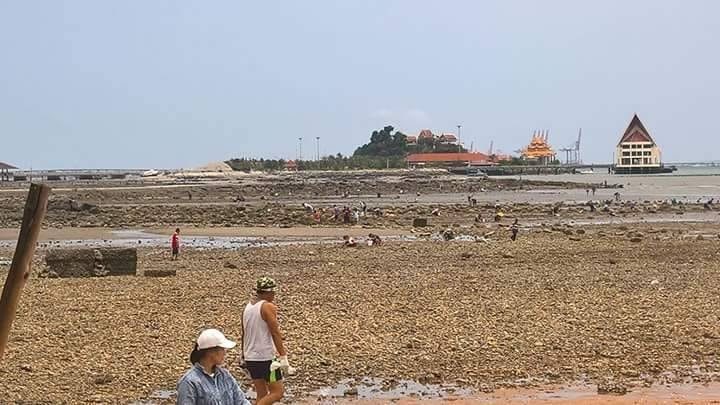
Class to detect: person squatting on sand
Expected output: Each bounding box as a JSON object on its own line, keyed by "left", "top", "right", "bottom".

{"left": 242, "top": 277, "right": 291, "bottom": 405}
{"left": 176, "top": 329, "right": 251, "bottom": 405}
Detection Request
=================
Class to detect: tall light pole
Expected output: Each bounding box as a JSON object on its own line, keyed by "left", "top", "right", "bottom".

{"left": 316, "top": 136, "right": 320, "bottom": 161}
{"left": 457, "top": 124, "right": 462, "bottom": 153}
{"left": 298, "top": 137, "right": 303, "bottom": 160}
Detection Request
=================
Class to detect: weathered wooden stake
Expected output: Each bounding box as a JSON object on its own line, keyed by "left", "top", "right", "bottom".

{"left": 0, "top": 183, "right": 51, "bottom": 361}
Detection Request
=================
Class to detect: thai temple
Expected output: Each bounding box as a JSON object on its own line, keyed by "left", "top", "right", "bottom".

{"left": 520, "top": 130, "right": 556, "bottom": 165}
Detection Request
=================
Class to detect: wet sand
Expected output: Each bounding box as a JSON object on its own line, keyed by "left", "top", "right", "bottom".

{"left": 298, "top": 382, "right": 720, "bottom": 404}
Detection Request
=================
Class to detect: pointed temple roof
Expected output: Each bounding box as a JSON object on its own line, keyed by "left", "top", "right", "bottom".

{"left": 618, "top": 114, "right": 655, "bottom": 145}
{"left": 521, "top": 130, "right": 555, "bottom": 159}
{"left": 418, "top": 129, "right": 434, "bottom": 139}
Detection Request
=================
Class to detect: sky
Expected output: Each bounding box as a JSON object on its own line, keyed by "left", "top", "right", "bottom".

{"left": 1, "top": 0, "right": 719, "bottom": 169}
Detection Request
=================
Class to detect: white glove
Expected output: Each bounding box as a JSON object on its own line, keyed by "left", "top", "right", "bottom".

{"left": 278, "top": 355, "right": 290, "bottom": 373}
{"left": 270, "top": 355, "right": 296, "bottom": 375}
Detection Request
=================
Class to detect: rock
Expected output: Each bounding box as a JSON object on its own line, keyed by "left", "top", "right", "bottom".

{"left": 144, "top": 269, "right": 177, "bottom": 277}
{"left": 597, "top": 380, "right": 628, "bottom": 395}
{"left": 502, "top": 252, "right": 514, "bottom": 259}
{"left": 460, "top": 252, "right": 473, "bottom": 260}
{"left": 19, "top": 364, "right": 32, "bottom": 372}
{"left": 650, "top": 279, "right": 660, "bottom": 286}
{"left": 630, "top": 237, "right": 643, "bottom": 243}
{"left": 223, "top": 262, "right": 238, "bottom": 269}
{"left": 343, "top": 387, "right": 358, "bottom": 396}
{"left": 93, "top": 374, "right": 114, "bottom": 385}
{"left": 44, "top": 248, "right": 137, "bottom": 278}
{"left": 413, "top": 218, "right": 428, "bottom": 227}
{"left": 569, "top": 236, "right": 582, "bottom": 241}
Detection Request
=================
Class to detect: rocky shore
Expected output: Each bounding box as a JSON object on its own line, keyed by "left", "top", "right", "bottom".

{"left": 1, "top": 222, "right": 719, "bottom": 403}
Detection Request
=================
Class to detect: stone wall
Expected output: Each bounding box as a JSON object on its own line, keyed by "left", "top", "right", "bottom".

{"left": 44, "top": 248, "right": 137, "bottom": 278}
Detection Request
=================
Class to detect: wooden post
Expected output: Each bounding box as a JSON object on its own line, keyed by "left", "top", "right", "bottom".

{"left": 0, "top": 183, "right": 51, "bottom": 361}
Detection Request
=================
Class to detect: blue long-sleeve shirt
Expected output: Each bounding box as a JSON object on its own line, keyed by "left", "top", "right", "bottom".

{"left": 176, "top": 364, "right": 251, "bottom": 405}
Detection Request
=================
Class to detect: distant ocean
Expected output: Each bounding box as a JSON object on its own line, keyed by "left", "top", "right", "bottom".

{"left": 669, "top": 164, "right": 720, "bottom": 176}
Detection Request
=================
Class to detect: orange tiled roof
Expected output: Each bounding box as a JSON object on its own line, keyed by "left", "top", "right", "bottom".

{"left": 407, "top": 152, "right": 490, "bottom": 163}
{"left": 418, "top": 129, "right": 434, "bottom": 139}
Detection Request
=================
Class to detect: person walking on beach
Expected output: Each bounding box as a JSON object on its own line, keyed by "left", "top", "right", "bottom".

{"left": 177, "top": 328, "right": 251, "bottom": 405}
{"left": 242, "top": 277, "right": 290, "bottom": 405}
{"left": 510, "top": 219, "right": 519, "bottom": 241}
{"left": 171, "top": 228, "right": 181, "bottom": 260}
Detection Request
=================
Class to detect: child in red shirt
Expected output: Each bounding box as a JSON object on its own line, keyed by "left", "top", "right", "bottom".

{"left": 171, "top": 228, "right": 181, "bottom": 260}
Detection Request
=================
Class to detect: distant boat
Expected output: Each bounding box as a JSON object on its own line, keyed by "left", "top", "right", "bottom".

{"left": 577, "top": 169, "right": 594, "bottom": 174}
{"left": 142, "top": 169, "right": 160, "bottom": 177}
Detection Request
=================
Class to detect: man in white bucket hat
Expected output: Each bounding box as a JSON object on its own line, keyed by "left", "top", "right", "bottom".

{"left": 242, "top": 277, "right": 290, "bottom": 405}
{"left": 177, "top": 328, "right": 250, "bottom": 404}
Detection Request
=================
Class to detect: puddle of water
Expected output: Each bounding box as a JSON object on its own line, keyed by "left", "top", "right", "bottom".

{"left": 310, "top": 377, "right": 473, "bottom": 399}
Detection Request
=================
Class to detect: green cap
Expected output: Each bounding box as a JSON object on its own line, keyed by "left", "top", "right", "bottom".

{"left": 255, "top": 276, "right": 278, "bottom": 292}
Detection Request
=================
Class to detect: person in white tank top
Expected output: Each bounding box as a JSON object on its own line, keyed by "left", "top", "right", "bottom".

{"left": 242, "top": 277, "right": 289, "bottom": 405}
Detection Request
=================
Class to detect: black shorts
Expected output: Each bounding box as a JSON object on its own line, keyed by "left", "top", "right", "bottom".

{"left": 245, "top": 360, "right": 283, "bottom": 382}
{"left": 172, "top": 247, "right": 179, "bottom": 255}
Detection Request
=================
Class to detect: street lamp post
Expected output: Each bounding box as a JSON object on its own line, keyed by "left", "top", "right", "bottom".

{"left": 316, "top": 137, "right": 320, "bottom": 161}
{"left": 457, "top": 124, "right": 462, "bottom": 153}
{"left": 298, "top": 137, "right": 303, "bottom": 160}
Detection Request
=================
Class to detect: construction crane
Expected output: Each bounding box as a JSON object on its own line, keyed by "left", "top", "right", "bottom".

{"left": 560, "top": 128, "right": 582, "bottom": 165}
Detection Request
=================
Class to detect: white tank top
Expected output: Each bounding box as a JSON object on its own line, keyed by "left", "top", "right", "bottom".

{"left": 243, "top": 300, "right": 276, "bottom": 361}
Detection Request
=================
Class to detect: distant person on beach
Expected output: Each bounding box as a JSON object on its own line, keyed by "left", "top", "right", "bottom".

{"left": 592, "top": 186, "right": 597, "bottom": 196}
{"left": 171, "top": 228, "right": 181, "bottom": 260}
{"left": 368, "top": 233, "right": 382, "bottom": 246}
{"left": 242, "top": 277, "right": 289, "bottom": 405}
{"left": 343, "top": 235, "right": 358, "bottom": 247}
{"left": 177, "top": 328, "right": 250, "bottom": 405}
{"left": 510, "top": 219, "right": 519, "bottom": 241}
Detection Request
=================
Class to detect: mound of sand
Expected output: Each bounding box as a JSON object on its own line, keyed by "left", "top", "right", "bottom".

{"left": 192, "top": 161, "right": 234, "bottom": 172}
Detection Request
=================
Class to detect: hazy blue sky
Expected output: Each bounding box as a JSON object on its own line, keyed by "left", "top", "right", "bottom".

{"left": 1, "top": 1, "right": 719, "bottom": 169}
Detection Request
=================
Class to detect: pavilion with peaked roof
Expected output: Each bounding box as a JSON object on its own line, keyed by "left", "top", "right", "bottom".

{"left": 0, "top": 161, "right": 18, "bottom": 182}
{"left": 614, "top": 114, "right": 663, "bottom": 172}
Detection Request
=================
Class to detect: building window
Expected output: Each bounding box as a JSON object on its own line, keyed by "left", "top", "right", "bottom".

{"left": 643, "top": 151, "right": 651, "bottom": 156}
{"left": 622, "top": 152, "right": 630, "bottom": 156}
{"left": 621, "top": 158, "right": 630, "bottom": 165}
{"left": 622, "top": 145, "right": 630, "bottom": 149}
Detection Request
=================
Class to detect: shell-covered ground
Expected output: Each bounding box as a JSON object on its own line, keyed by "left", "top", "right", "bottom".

{"left": 1, "top": 222, "right": 719, "bottom": 403}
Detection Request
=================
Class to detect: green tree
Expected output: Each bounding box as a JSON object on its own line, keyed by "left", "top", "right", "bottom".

{"left": 354, "top": 126, "right": 408, "bottom": 157}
